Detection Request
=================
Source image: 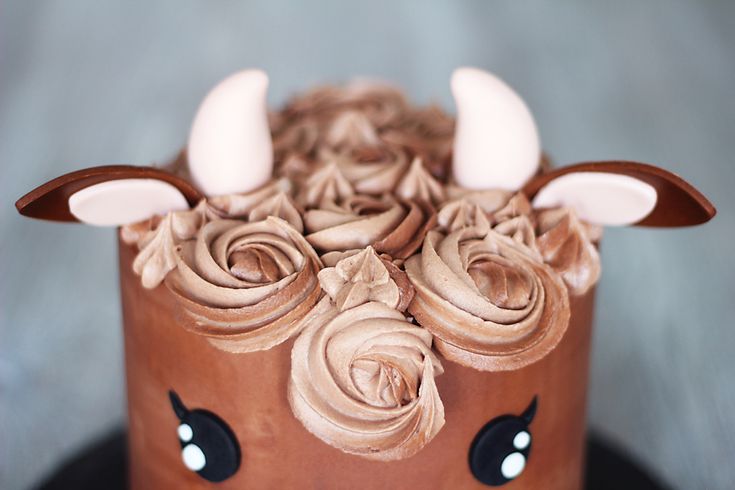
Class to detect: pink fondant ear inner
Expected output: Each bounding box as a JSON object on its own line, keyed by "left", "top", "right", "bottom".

{"left": 524, "top": 161, "right": 716, "bottom": 227}
{"left": 532, "top": 172, "right": 657, "bottom": 226}
{"left": 15, "top": 165, "right": 203, "bottom": 223}
{"left": 68, "top": 179, "right": 190, "bottom": 226}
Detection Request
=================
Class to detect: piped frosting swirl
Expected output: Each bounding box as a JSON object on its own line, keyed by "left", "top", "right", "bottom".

{"left": 121, "top": 179, "right": 301, "bottom": 288}
{"left": 318, "top": 246, "right": 414, "bottom": 312}
{"left": 272, "top": 81, "right": 452, "bottom": 200}
{"left": 304, "top": 195, "right": 436, "bottom": 259}
{"left": 405, "top": 223, "right": 570, "bottom": 371}
{"left": 120, "top": 200, "right": 217, "bottom": 288}
{"left": 289, "top": 300, "right": 444, "bottom": 460}
{"left": 535, "top": 208, "right": 601, "bottom": 295}
{"left": 165, "top": 217, "right": 322, "bottom": 353}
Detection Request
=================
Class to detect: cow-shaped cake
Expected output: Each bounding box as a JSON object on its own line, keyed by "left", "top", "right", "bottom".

{"left": 16, "top": 68, "right": 714, "bottom": 489}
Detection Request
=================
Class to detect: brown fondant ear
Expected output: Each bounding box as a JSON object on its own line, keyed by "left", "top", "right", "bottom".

{"left": 15, "top": 165, "right": 203, "bottom": 223}
{"left": 522, "top": 161, "right": 716, "bottom": 227}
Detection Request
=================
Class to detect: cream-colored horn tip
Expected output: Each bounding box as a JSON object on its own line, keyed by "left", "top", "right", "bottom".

{"left": 187, "top": 68, "right": 273, "bottom": 197}
{"left": 450, "top": 66, "right": 540, "bottom": 191}
{"left": 451, "top": 67, "right": 504, "bottom": 99}
{"left": 232, "top": 68, "right": 268, "bottom": 89}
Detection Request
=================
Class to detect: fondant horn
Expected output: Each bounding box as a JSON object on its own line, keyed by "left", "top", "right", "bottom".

{"left": 521, "top": 396, "right": 538, "bottom": 424}
{"left": 169, "top": 390, "right": 188, "bottom": 420}
{"left": 451, "top": 67, "right": 540, "bottom": 191}
{"left": 187, "top": 69, "right": 273, "bottom": 197}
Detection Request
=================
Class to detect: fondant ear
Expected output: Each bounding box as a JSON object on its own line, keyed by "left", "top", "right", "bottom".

{"left": 187, "top": 69, "right": 274, "bottom": 197}
{"left": 521, "top": 396, "right": 538, "bottom": 425}
{"left": 524, "top": 161, "right": 716, "bottom": 227}
{"left": 451, "top": 67, "right": 540, "bottom": 191}
{"left": 15, "top": 165, "right": 202, "bottom": 224}
{"left": 169, "top": 390, "right": 188, "bottom": 420}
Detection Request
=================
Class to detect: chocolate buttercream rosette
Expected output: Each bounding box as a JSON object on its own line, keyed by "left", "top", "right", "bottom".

{"left": 405, "top": 223, "right": 571, "bottom": 371}
{"left": 339, "top": 153, "right": 446, "bottom": 207}
{"left": 288, "top": 246, "right": 443, "bottom": 461}
{"left": 271, "top": 83, "right": 409, "bottom": 172}
{"left": 535, "top": 207, "right": 601, "bottom": 296}
{"left": 318, "top": 246, "right": 414, "bottom": 313}
{"left": 121, "top": 200, "right": 215, "bottom": 289}
{"left": 304, "top": 194, "right": 436, "bottom": 260}
{"left": 121, "top": 178, "right": 301, "bottom": 289}
{"left": 272, "top": 83, "right": 452, "bottom": 200}
{"left": 164, "top": 216, "right": 322, "bottom": 353}
{"left": 289, "top": 300, "right": 444, "bottom": 461}
{"left": 436, "top": 190, "right": 602, "bottom": 297}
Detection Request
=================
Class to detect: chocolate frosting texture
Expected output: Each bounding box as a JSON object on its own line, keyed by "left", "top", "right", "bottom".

{"left": 165, "top": 217, "right": 322, "bottom": 353}
{"left": 536, "top": 208, "right": 601, "bottom": 295}
{"left": 121, "top": 179, "right": 301, "bottom": 288}
{"left": 272, "top": 81, "right": 453, "bottom": 199}
{"left": 120, "top": 200, "right": 217, "bottom": 288}
{"left": 318, "top": 246, "right": 414, "bottom": 312}
{"left": 304, "top": 195, "right": 436, "bottom": 259}
{"left": 289, "top": 300, "right": 444, "bottom": 461}
{"left": 405, "top": 223, "right": 571, "bottom": 371}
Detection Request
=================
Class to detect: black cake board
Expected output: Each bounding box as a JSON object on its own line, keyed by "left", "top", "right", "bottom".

{"left": 35, "top": 429, "right": 670, "bottom": 490}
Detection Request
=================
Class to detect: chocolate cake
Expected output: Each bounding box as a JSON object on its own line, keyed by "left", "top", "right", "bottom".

{"left": 16, "top": 67, "right": 715, "bottom": 489}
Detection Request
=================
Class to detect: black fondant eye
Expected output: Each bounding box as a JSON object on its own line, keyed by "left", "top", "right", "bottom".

{"left": 169, "top": 390, "right": 241, "bottom": 482}
{"left": 469, "top": 396, "right": 537, "bottom": 486}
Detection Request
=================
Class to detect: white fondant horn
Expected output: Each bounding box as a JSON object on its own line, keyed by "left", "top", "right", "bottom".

{"left": 187, "top": 69, "right": 273, "bottom": 197}
{"left": 69, "top": 179, "right": 189, "bottom": 226}
{"left": 451, "top": 67, "right": 540, "bottom": 191}
{"left": 532, "top": 172, "right": 657, "bottom": 226}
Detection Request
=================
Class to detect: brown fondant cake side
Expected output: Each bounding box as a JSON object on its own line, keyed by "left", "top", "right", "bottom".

{"left": 119, "top": 234, "right": 595, "bottom": 490}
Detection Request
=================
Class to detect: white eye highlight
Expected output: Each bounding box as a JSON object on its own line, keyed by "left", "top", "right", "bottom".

{"left": 182, "top": 444, "right": 206, "bottom": 472}
{"left": 177, "top": 423, "right": 193, "bottom": 442}
{"left": 513, "top": 430, "right": 530, "bottom": 450}
{"left": 501, "top": 452, "right": 526, "bottom": 479}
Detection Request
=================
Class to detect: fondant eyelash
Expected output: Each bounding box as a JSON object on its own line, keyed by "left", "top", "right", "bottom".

{"left": 168, "top": 390, "right": 241, "bottom": 483}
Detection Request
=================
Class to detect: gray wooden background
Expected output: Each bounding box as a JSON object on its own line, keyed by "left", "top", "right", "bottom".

{"left": 1, "top": 1, "right": 733, "bottom": 489}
